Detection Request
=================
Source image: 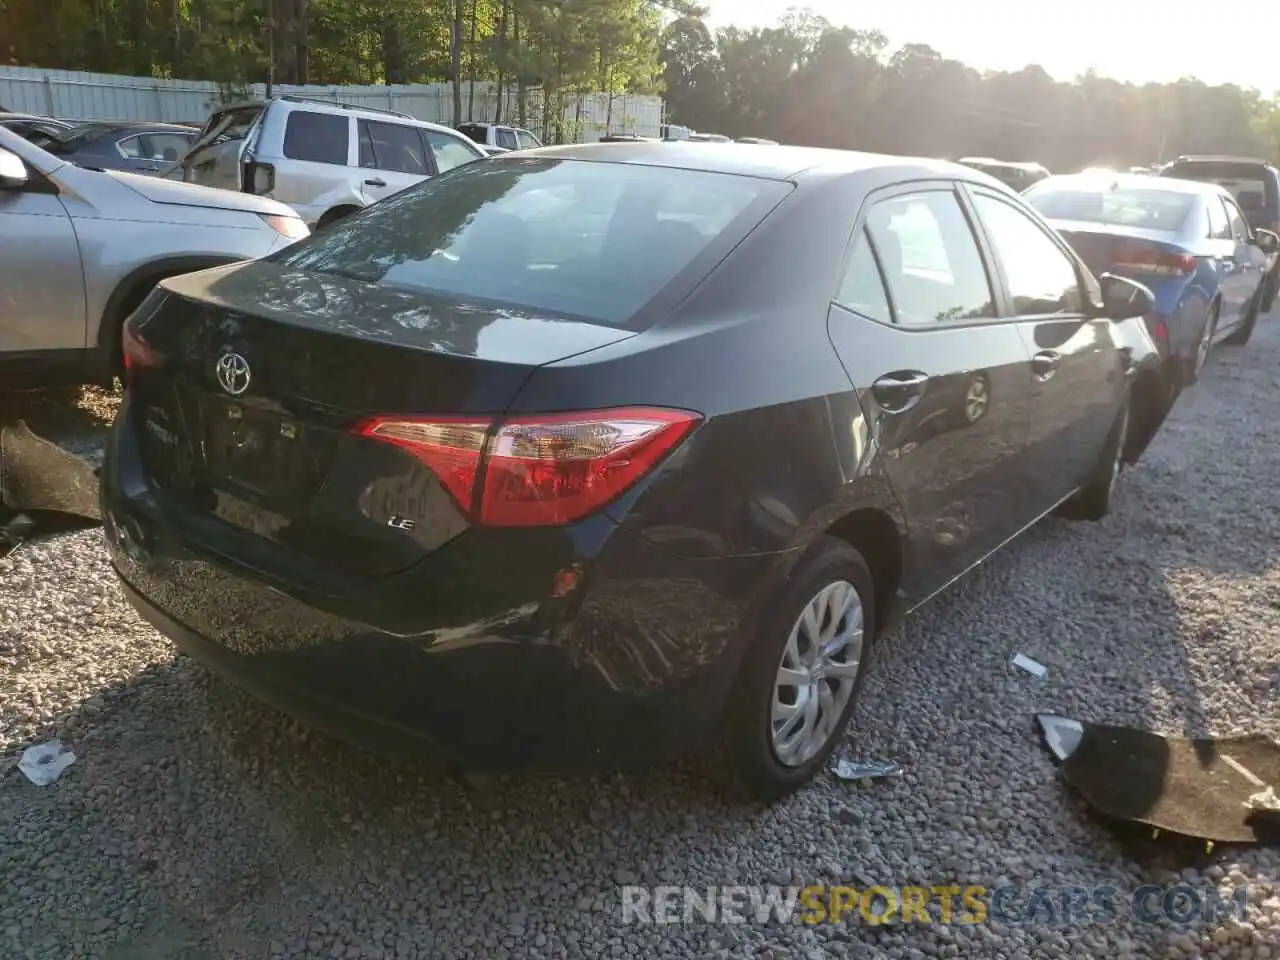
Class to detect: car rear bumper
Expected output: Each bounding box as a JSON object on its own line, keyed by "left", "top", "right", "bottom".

{"left": 102, "top": 397, "right": 782, "bottom": 771}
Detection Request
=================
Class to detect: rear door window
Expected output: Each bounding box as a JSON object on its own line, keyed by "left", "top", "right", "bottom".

{"left": 515, "top": 129, "right": 541, "bottom": 149}
{"left": 1223, "top": 196, "right": 1251, "bottom": 243}
{"left": 358, "top": 120, "right": 430, "bottom": 175}
{"left": 1207, "top": 197, "right": 1232, "bottom": 239}
{"left": 270, "top": 158, "right": 791, "bottom": 328}
{"left": 283, "top": 111, "right": 350, "bottom": 165}
{"left": 863, "top": 190, "right": 996, "bottom": 325}
{"left": 496, "top": 128, "right": 519, "bottom": 150}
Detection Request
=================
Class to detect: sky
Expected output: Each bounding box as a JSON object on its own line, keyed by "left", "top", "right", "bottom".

{"left": 702, "top": 0, "right": 1279, "bottom": 94}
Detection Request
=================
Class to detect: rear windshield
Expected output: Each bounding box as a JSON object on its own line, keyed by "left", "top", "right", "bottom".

{"left": 270, "top": 157, "right": 791, "bottom": 327}
{"left": 193, "top": 105, "right": 263, "bottom": 149}
{"left": 1164, "top": 162, "right": 1278, "bottom": 212}
{"left": 1025, "top": 182, "right": 1193, "bottom": 231}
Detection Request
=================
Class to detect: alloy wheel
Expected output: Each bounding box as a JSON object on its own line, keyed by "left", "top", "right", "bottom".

{"left": 770, "top": 580, "right": 864, "bottom": 767}
{"left": 964, "top": 377, "right": 989, "bottom": 423}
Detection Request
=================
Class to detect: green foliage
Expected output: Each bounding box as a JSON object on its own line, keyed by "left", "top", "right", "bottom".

{"left": 4, "top": 0, "right": 1277, "bottom": 164}
{"left": 660, "top": 11, "right": 1280, "bottom": 166}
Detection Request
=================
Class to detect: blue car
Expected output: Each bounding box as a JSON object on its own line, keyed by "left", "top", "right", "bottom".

{"left": 1024, "top": 173, "right": 1279, "bottom": 384}
{"left": 27, "top": 120, "right": 198, "bottom": 177}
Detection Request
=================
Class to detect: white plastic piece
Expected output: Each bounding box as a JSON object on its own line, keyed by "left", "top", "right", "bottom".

{"left": 1013, "top": 653, "right": 1048, "bottom": 679}
{"left": 833, "top": 758, "right": 904, "bottom": 781}
{"left": 17, "top": 740, "right": 76, "bottom": 785}
{"left": 1036, "top": 714, "right": 1084, "bottom": 762}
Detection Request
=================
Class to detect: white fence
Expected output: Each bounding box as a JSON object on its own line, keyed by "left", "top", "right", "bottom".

{"left": 0, "top": 66, "right": 665, "bottom": 142}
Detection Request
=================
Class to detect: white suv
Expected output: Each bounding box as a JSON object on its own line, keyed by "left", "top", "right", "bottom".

{"left": 175, "top": 97, "right": 487, "bottom": 229}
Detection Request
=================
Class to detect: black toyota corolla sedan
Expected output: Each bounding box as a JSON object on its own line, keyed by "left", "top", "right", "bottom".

{"left": 102, "top": 143, "right": 1175, "bottom": 800}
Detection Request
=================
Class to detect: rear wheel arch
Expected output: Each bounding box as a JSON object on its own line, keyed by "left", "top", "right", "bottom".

{"left": 97, "top": 255, "right": 240, "bottom": 381}
{"left": 317, "top": 205, "right": 361, "bottom": 229}
{"left": 822, "top": 507, "right": 904, "bottom": 641}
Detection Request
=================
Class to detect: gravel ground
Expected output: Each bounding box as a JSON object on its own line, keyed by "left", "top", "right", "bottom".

{"left": 4, "top": 321, "right": 1280, "bottom": 960}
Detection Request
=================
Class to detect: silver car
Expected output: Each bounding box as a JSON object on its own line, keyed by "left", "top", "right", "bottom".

{"left": 0, "top": 126, "right": 308, "bottom": 389}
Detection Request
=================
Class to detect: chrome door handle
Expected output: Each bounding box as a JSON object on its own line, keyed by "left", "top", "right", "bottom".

{"left": 871, "top": 371, "right": 929, "bottom": 412}
{"left": 1032, "top": 351, "right": 1061, "bottom": 380}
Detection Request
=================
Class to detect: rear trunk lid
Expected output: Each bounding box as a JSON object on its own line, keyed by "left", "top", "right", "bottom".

{"left": 1048, "top": 219, "right": 1188, "bottom": 277}
{"left": 127, "top": 260, "right": 636, "bottom": 577}
{"left": 178, "top": 102, "right": 265, "bottom": 192}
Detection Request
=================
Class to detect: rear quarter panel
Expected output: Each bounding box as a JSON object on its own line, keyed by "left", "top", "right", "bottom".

{"left": 507, "top": 169, "right": 910, "bottom": 566}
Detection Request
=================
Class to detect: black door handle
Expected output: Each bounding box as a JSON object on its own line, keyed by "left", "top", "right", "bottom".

{"left": 364, "top": 177, "right": 387, "bottom": 187}
{"left": 1032, "top": 351, "right": 1061, "bottom": 380}
{"left": 871, "top": 371, "right": 929, "bottom": 412}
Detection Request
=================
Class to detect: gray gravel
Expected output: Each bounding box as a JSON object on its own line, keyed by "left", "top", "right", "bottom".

{"left": 5, "top": 318, "right": 1280, "bottom": 959}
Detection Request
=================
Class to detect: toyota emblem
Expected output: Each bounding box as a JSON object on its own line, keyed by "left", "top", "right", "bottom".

{"left": 215, "top": 352, "right": 251, "bottom": 396}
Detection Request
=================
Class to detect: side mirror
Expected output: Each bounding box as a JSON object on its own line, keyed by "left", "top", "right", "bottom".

{"left": 0, "top": 147, "right": 28, "bottom": 190}
{"left": 1097, "top": 273, "right": 1155, "bottom": 321}
{"left": 1253, "top": 229, "right": 1279, "bottom": 254}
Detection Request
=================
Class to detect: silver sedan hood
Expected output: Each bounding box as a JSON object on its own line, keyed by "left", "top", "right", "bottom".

{"left": 103, "top": 168, "right": 293, "bottom": 217}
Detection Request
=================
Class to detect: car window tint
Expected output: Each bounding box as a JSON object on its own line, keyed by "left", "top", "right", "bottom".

{"left": 972, "top": 193, "right": 1083, "bottom": 315}
{"left": 515, "top": 129, "right": 541, "bottom": 149}
{"left": 457, "top": 124, "right": 486, "bottom": 144}
{"left": 1223, "top": 197, "right": 1251, "bottom": 242}
{"left": 137, "top": 132, "right": 192, "bottom": 161}
{"left": 835, "top": 228, "right": 893, "bottom": 324}
{"left": 424, "top": 130, "right": 479, "bottom": 172}
{"left": 117, "top": 135, "right": 146, "bottom": 158}
{"left": 283, "top": 111, "right": 349, "bottom": 165}
{"left": 864, "top": 190, "right": 995, "bottom": 325}
{"left": 497, "top": 128, "right": 518, "bottom": 150}
{"left": 1207, "top": 196, "right": 1232, "bottom": 239}
{"left": 358, "top": 120, "right": 429, "bottom": 175}
{"left": 271, "top": 158, "right": 790, "bottom": 328}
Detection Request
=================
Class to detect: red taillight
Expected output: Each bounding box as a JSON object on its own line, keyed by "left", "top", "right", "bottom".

{"left": 356, "top": 407, "right": 701, "bottom": 527}
{"left": 1153, "top": 318, "right": 1169, "bottom": 343}
{"left": 120, "top": 317, "right": 160, "bottom": 375}
{"left": 1113, "top": 243, "right": 1196, "bottom": 277}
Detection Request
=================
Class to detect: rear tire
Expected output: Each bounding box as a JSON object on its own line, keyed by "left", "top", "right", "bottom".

{"left": 1262, "top": 268, "right": 1278, "bottom": 313}
{"left": 1057, "top": 391, "right": 1130, "bottom": 523}
{"left": 722, "top": 536, "right": 875, "bottom": 803}
{"left": 1186, "top": 301, "right": 1217, "bottom": 384}
{"left": 1224, "top": 290, "right": 1261, "bottom": 346}
{"left": 317, "top": 206, "right": 360, "bottom": 230}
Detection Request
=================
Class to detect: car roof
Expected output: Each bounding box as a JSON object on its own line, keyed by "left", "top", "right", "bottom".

{"left": 1039, "top": 172, "right": 1223, "bottom": 196}
{"left": 64, "top": 120, "right": 197, "bottom": 132}
{"left": 516, "top": 142, "right": 983, "bottom": 182}
{"left": 1169, "top": 155, "right": 1273, "bottom": 167}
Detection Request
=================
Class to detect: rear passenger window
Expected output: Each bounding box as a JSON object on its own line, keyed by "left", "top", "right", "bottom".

{"left": 835, "top": 228, "right": 892, "bottom": 324}
{"left": 282, "top": 111, "right": 349, "bottom": 165}
{"left": 497, "top": 128, "right": 518, "bottom": 150}
{"left": 1223, "top": 198, "right": 1251, "bottom": 242}
{"left": 1207, "top": 198, "right": 1232, "bottom": 239}
{"left": 864, "top": 191, "right": 995, "bottom": 325}
{"left": 358, "top": 120, "right": 429, "bottom": 175}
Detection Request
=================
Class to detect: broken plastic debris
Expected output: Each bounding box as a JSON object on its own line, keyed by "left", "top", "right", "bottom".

{"left": 1012, "top": 653, "right": 1048, "bottom": 679}
{"left": 833, "top": 758, "right": 904, "bottom": 781}
{"left": 17, "top": 740, "right": 76, "bottom": 786}
{"left": 1245, "top": 786, "right": 1280, "bottom": 813}
{"left": 1037, "top": 714, "right": 1084, "bottom": 762}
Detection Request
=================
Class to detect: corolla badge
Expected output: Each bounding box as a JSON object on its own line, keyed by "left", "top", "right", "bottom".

{"left": 215, "top": 352, "right": 252, "bottom": 396}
